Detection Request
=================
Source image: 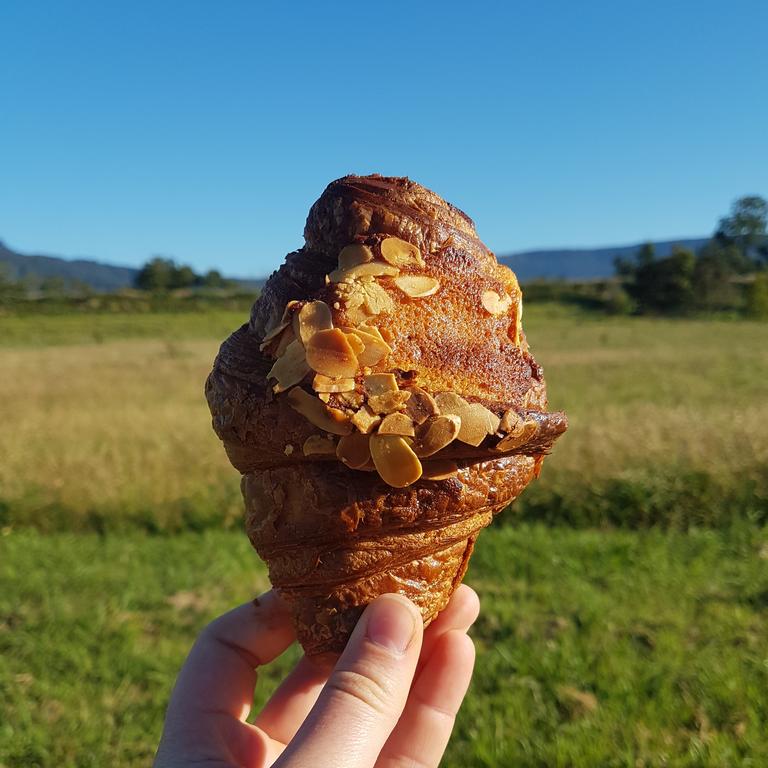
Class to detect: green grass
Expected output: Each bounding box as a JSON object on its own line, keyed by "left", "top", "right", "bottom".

{"left": 2, "top": 524, "right": 766, "bottom": 767}
{"left": 2, "top": 306, "right": 767, "bottom": 765}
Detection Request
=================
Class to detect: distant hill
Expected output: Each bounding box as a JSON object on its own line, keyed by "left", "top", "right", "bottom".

{"left": 498, "top": 238, "right": 709, "bottom": 282}
{"left": 1, "top": 236, "right": 711, "bottom": 291}
{"left": 0, "top": 240, "right": 261, "bottom": 291}
{"left": 0, "top": 240, "right": 138, "bottom": 291}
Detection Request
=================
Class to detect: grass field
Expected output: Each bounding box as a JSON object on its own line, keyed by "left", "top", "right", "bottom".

{"left": 1, "top": 305, "right": 767, "bottom": 766}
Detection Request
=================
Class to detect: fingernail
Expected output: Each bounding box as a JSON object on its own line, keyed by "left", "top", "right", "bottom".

{"left": 365, "top": 596, "right": 418, "bottom": 655}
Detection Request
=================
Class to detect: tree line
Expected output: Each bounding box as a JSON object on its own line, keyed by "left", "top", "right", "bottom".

{"left": 133, "top": 257, "right": 234, "bottom": 291}
{"left": 614, "top": 195, "right": 768, "bottom": 317}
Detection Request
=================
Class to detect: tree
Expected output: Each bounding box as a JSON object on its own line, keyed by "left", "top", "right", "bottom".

{"left": 200, "top": 269, "right": 230, "bottom": 288}
{"left": 717, "top": 195, "right": 768, "bottom": 266}
{"left": 616, "top": 244, "right": 695, "bottom": 313}
{"left": 135, "top": 257, "right": 176, "bottom": 291}
{"left": 169, "top": 265, "right": 197, "bottom": 289}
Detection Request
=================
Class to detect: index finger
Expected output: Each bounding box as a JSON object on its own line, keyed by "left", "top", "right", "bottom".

{"left": 168, "top": 590, "right": 295, "bottom": 722}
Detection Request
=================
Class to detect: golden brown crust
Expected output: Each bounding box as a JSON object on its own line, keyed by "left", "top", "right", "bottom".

{"left": 206, "top": 174, "right": 567, "bottom": 655}
{"left": 241, "top": 455, "right": 534, "bottom": 655}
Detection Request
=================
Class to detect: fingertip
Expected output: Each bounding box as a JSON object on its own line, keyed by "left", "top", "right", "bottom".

{"left": 363, "top": 593, "right": 422, "bottom": 656}
{"left": 453, "top": 584, "right": 481, "bottom": 626}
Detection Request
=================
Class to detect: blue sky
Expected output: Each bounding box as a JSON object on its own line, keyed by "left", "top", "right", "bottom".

{"left": 2, "top": 1, "right": 766, "bottom": 278}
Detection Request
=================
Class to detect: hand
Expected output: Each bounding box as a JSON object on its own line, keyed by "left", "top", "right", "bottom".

{"left": 154, "top": 586, "right": 479, "bottom": 768}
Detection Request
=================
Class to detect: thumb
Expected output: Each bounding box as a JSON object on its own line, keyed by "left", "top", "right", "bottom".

{"left": 274, "top": 594, "right": 423, "bottom": 768}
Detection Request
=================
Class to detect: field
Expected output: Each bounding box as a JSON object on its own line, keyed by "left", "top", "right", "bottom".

{"left": 1, "top": 306, "right": 767, "bottom": 766}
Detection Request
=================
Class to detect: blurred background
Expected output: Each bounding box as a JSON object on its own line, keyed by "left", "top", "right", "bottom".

{"left": 1, "top": 2, "right": 767, "bottom": 766}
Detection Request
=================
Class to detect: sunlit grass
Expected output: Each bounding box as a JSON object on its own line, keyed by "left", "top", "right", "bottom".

{"left": 1, "top": 525, "right": 766, "bottom": 767}
{"left": 1, "top": 306, "right": 765, "bottom": 530}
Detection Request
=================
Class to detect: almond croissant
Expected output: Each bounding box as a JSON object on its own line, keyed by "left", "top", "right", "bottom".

{"left": 206, "top": 175, "right": 567, "bottom": 657}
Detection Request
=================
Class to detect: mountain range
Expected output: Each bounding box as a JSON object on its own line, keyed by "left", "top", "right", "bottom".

{"left": 1, "top": 236, "right": 710, "bottom": 291}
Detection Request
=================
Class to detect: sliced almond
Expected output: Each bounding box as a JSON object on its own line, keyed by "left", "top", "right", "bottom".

{"left": 421, "top": 459, "right": 459, "bottom": 480}
{"left": 394, "top": 275, "right": 440, "bottom": 298}
{"left": 369, "top": 434, "right": 423, "bottom": 488}
{"left": 337, "top": 390, "right": 364, "bottom": 409}
{"left": 500, "top": 408, "right": 524, "bottom": 434}
{"left": 342, "top": 328, "right": 392, "bottom": 367}
{"left": 336, "top": 433, "right": 372, "bottom": 468}
{"left": 273, "top": 326, "right": 297, "bottom": 357}
{"left": 286, "top": 387, "right": 352, "bottom": 435}
{"left": 302, "top": 435, "right": 336, "bottom": 456}
{"left": 368, "top": 390, "right": 410, "bottom": 414}
{"left": 363, "top": 373, "right": 399, "bottom": 395}
{"left": 378, "top": 412, "right": 416, "bottom": 437}
{"left": 380, "top": 237, "right": 425, "bottom": 267}
{"left": 293, "top": 301, "right": 333, "bottom": 346}
{"left": 344, "top": 331, "right": 366, "bottom": 357}
{"left": 312, "top": 374, "right": 356, "bottom": 393}
{"left": 405, "top": 386, "right": 440, "bottom": 425}
{"left": 267, "top": 339, "right": 310, "bottom": 392}
{"left": 338, "top": 244, "right": 374, "bottom": 270}
{"left": 260, "top": 319, "right": 290, "bottom": 346}
{"left": 481, "top": 290, "right": 512, "bottom": 316}
{"left": 305, "top": 328, "right": 359, "bottom": 378}
{"left": 413, "top": 414, "right": 461, "bottom": 457}
{"left": 495, "top": 419, "right": 538, "bottom": 451}
{"left": 351, "top": 404, "right": 382, "bottom": 434}
{"left": 328, "top": 262, "right": 399, "bottom": 284}
{"left": 434, "top": 392, "right": 501, "bottom": 447}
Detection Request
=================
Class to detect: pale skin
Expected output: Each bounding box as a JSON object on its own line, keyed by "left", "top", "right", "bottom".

{"left": 154, "top": 585, "right": 479, "bottom": 768}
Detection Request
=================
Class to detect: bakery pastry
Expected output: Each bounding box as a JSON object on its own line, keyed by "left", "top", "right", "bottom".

{"left": 206, "top": 175, "right": 567, "bottom": 657}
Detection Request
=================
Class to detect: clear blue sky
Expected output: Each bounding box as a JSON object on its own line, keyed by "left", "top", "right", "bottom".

{"left": 2, "top": 1, "right": 766, "bottom": 278}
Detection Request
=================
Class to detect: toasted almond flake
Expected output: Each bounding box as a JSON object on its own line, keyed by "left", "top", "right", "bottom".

{"left": 338, "top": 244, "right": 374, "bottom": 270}
{"left": 369, "top": 434, "right": 423, "bottom": 488}
{"left": 481, "top": 290, "right": 513, "bottom": 316}
{"left": 351, "top": 405, "right": 381, "bottom": 434}
{"left": 302, "top": 435, "right": 336, "bottom": 456}
{"left": 434, "top": 392, "right": 501, "bottom": 447}
{"left": 317, "top": 392, "right": 330, "bottom": 402}
{"left": 393, "top": 275, "right": 440, "bottom": 298}
{"left": 363, "top": 373, "right": 399, "bottom": 395}
{"left": 380, "top": 237, "right": 425, "bottom": 267}
{"left": 343, "top": 327, "right": 392, "bottom": 367}
{"left": 286, "top": 387, "right": 352, "bottom": 435}
{"left": 500, "top": 408, "right": 524, "bottom": 434}
{"left": 514, "top": 298, "right": 523, "bottom": 346}
{"left": 404, "top": 386, "right": 440, "bottom": 425}
{"left": 495, "top": 419, "right": 538, "bottom": 451}
{"left": 335, "top": 280, "right": 395, "bottom": 317}
{"left": 368, "top": 390, "right": 410, "bottom": 414}
{"left": 344, "top": 331, "right": 365, "bottom": 356}
{"left": 267, "top": 339, "right": 310, "bottom": 392}
{"left": 328, "top": 262, "right": 400, "bottom": 284}
{"left": 272, "top": 326, "right": 296, "bottom": 357}
{"left": 378, "top": 412, "right": 416, "bottom": 437}
{"left": 421, "top": 459, "right": 459, "bottom": 480}
{"left": 293, "top": 301, "right": 333, "bottom": 346}
{"left": 260, "top": 319, "right": 290, "bottom": 345}
{"left": 413, "top": 414, "right": 461, "bottom": 457}
{"left": 336, "top": 433, "right": 372, "bottom": 468}
{"left": 305, "top": 328, "right": 359, "bottom": 378}
{"left": 337, "top": 390, "right": 364, "bottom": 409}
{"left": 312, "top": 374, "right": 356, "bottom": 393}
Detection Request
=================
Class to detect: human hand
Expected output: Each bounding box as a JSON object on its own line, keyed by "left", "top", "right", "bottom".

{"left": 154, "top": 585, "right": 479, "bottom": 768}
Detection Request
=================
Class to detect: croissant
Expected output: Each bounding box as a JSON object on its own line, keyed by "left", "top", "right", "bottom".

{"left": 206, "top": 174, "right": 567, "bottom": 658}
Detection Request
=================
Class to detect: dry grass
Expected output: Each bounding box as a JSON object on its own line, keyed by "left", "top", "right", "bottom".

{"left": 1, "top": 307, "right": 766, "bottom": 529}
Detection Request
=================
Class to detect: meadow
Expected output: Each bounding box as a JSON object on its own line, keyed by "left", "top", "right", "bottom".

{"left": 1, "top": 305, "right": 767, "bottom": 767}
